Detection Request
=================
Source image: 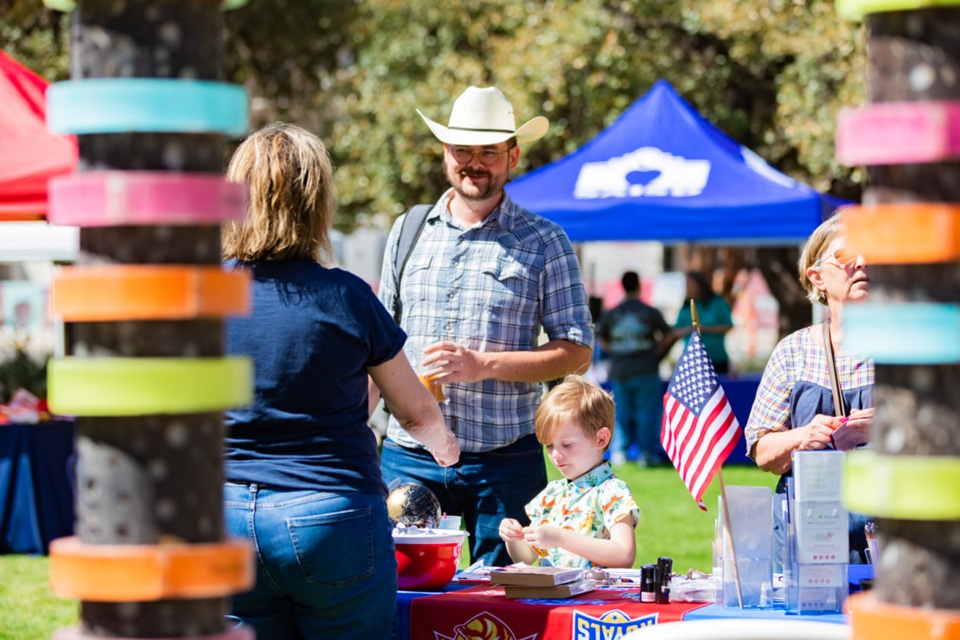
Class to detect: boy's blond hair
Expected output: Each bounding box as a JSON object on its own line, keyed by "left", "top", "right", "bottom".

{"left": 535, "top": 375, "right": 616, "bottom": 451}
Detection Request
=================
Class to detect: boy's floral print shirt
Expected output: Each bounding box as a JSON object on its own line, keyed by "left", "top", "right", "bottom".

{"left": 525, "top": 460, "right": 640, "bottom": 569}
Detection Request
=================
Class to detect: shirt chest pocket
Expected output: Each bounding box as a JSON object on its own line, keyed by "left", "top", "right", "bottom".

{"left": 404, "top": 255, "right": 435, "bottom": 298}
{"left": 479, "top": 256, "right": 538, "bottom": 316}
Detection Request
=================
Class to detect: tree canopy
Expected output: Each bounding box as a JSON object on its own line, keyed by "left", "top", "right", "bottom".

{"left": 3, "top": 0, "right": 865, "bottom": 233}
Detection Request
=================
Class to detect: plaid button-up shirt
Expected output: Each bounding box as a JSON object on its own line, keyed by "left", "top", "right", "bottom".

{"left": 379, "top": 190, "right": 594, "bottom": 453}
{"left": 744, "top": 326, "right": 874, "bottom": 457}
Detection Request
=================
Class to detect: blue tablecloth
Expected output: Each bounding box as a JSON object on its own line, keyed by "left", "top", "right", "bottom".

{"left": 716, "top": 374, "right": 761, "bottom": 466}
{"left": 848, "top": 564, "right": 874, "bottom": 591}
{"left": 603, "top": 374, "right": 760, "bottom": 465}
{"left": 682, "top": 603, "right": 847, "bottom": 624}
{"left": 683, "top": 565, "right": 873, "bottom": 625}
{"left": 0, "top": 420, "right": 75, "bottom": 555}
{"left": 397, "top": 581, "right": 472, "bottom": 638}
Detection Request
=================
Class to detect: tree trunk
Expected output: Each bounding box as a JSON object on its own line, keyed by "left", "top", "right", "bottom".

{"left": 755, "top": 246, "right": 810, "bottom": 339}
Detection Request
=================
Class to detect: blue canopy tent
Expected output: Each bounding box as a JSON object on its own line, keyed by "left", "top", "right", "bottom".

{"left": 507, "top": 80, "right": 839, "bottom": 244}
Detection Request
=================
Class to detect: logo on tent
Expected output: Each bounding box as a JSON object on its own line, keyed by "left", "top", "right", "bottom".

{"left": 573, "top": 146, "right": 710, "bottom": 199}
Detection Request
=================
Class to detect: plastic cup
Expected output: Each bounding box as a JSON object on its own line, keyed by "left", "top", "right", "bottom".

{"left": 408, "top": 341, "right": 444, "bottom": 402}
{"left": 419, "top": 374, "right": 444, "bottom": 402}
{"left": 438, "top": 515, "right": 462, "bottom": 530}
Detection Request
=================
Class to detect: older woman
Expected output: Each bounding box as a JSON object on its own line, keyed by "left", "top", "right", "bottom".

{"left": 221, "top": 123, "right": 459, "bottom": 640}
{"left": 745, "top": 213, "right": 873, "bottom": 562}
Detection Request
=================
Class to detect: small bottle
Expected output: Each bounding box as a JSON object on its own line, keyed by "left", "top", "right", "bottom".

{"left": 656, "top": 556, "right": 673, "bottom": 603}
{"left": 641, "top": 564, "right": 657, "bottom": 603}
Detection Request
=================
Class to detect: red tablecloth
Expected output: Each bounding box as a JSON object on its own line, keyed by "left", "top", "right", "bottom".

{"left": 409, "top": 584, "right": 709, "bottom": 639}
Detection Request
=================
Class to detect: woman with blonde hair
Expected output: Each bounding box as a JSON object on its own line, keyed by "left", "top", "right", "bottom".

{"left": 222, "top": 123, "right": 459, "bottom": 639}
{"left": 745, "top": 211, "right": 873, "bottom": 564}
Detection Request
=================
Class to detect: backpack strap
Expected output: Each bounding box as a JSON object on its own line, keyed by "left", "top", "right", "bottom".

{"left": 392, "top": 204, "right": 432, "bottom": 323}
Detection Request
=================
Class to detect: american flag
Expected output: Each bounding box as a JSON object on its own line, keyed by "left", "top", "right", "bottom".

{"left": 661, "top": 332, "right": 741, "bottom": 510}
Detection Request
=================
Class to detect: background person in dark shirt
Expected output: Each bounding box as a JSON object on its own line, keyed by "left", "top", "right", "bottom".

{"left": 596, "top": 271, "right": 672, "bottom": 466}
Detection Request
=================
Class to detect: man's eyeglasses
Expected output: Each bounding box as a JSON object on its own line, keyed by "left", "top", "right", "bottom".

{"left": 448, "top": 146, "right": 509, "bottom": 166}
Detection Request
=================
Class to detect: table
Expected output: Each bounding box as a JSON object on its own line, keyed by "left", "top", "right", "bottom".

{"left": 683, "top": 604, "right": 847, "bottom": 625}
{"left": 0, "top": 420, "right": 75, "bottom": 554}
{"left": 397, "top": 582, "right": 472, "bottom": 638}
{"left": 400, "top": 569, "right": 861, "bottom": 640}
{"left": 405, "top": 585, "right": 709, "bottom": 640}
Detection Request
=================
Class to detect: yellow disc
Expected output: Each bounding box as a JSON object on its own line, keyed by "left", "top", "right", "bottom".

{"left": 843, "top": 449, "right": 960, "bottom": 519}
{"left": 838, "top": 0, "right": 960, "bottom": 20}
{"left": 44, "top": 0, "right": 247, "bottom": 10}
{"left": 48, "top": 357, "right": 252, "bottom": 416}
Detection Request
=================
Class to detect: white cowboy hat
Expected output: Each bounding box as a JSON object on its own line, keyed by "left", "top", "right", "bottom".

{"left": 417, "top": 86, "right": 549, "bottom": 146}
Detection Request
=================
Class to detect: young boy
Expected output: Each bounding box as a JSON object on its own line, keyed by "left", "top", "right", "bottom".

{"left": 499, "top": 375, "right": 640, "bottom": 569}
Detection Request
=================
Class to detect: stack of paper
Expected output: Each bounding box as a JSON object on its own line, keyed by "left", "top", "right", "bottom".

{"left": 489, "top": 565, "right": 596, "bottom": 599}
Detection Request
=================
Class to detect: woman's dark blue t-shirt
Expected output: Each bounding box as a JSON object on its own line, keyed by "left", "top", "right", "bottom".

{"left": 224, "top": 259, "right": 405, "bottom": 496}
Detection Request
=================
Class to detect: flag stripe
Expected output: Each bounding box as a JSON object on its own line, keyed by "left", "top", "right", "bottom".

{"left": 673, "top": 402, "right": 701, "bottom": 477}
{"left": 681, "top": 390, "right": 729, "bottom": 484}
{"left": 660, "top": 332, "right": 742, "bottom": 511}
{"left": 689, "top": 406, "right": 738, "bottom": 502}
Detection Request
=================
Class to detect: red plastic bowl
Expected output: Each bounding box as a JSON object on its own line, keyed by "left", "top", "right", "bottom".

{"left": 394, "top": 530, "right": 468, "bottom": 591}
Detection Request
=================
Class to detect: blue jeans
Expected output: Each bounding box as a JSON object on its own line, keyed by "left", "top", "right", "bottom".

{"left": 224, "top": 483, "right": 398, "bottom": 640}
{"left": 610, "top": 375, "right": 665, "bottom": 463}
{"left": 380, "top": 435, "right": 547, "bottom": 568}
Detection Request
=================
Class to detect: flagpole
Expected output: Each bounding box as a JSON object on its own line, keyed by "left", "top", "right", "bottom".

{"left": 691, "top": 299, "right": 744, "bottom": 609}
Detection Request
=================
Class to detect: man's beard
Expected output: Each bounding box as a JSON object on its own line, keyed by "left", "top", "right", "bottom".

{"left": 446, "top": 164, "right": 507, "bottom": 202}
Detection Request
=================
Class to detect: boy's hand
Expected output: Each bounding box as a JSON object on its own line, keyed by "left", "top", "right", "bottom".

{"left": 522, "top": 524, "right": 564, "bottom": 550}
{"left": 499, "top": 518, "right": 524, "bottom": 542}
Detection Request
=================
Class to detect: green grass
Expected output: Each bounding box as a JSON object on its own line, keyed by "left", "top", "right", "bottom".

{"left": 0, "top": 462, "right": 775, "bottom": 638}
{"left": 621, "top": 463, "right": 777, "bottom": 572}
{"left": 0, "top": 555, "right": 77, "bottom": 640}
{"left": 458, "top": 458, "right": 777, "bottom": 573}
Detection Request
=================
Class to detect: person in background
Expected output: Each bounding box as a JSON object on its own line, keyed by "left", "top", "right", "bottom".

{"left": 499, "top": 375, "right": 639, "bottom": 569}
{"left": 674, "top": 270, "right": 733, "bottom": 373}
{"left": 596, "top": 271, "right": 672, "bottom": 467}
{"left": 375, "top": 86, "right": 594, "bottom": 567}
{"left": 745, "top": 212, "right": 873, "bottom": 563}
{"left": 221, "top": 123, "right": 459, "bottom": 640}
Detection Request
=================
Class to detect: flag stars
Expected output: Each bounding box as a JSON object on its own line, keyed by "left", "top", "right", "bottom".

{"left": 667, "top": 334, "right": 719, "bottom": 413}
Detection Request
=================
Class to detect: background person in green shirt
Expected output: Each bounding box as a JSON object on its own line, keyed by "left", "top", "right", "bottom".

{"left": 674, "top": 270, "right": 734, "bottom": 373}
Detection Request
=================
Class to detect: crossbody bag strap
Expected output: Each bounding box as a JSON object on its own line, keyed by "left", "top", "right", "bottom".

{"left": 822, "top": 321, "right": 848, "bottom": 418}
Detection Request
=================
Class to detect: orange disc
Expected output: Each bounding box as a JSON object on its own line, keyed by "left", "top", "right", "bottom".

{"left": 849, "top": 592, "right": 960, "bottom": 640}
{"left": 49, "top": 536, "right": 254, "bottom": 601}
{"left": 845, "top": 203, "right": 960, "bottom": 264}
{"left": 51, "top": 265, "right": 250, "bottom": 321}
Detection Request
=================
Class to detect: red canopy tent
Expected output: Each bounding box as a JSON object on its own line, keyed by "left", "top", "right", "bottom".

{"left": 0, "top": 50, "right": 77, "bottom": 221}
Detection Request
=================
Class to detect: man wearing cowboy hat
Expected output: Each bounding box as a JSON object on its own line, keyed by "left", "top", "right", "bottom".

{"left": 376, "top": 86, "right": 594, "bottom": 567}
